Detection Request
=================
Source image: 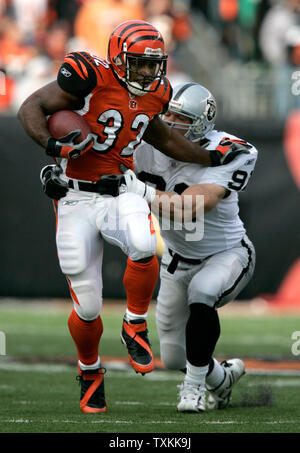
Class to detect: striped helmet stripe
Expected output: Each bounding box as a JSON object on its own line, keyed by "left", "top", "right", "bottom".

{"left": 123, "top": 28, "right": 159, "bottom": 46}
{"left": 117, "top": 22, "right": 157, "bottom": 46}
{"left": 127, "top": 35, "right": 163, "bottom": 50}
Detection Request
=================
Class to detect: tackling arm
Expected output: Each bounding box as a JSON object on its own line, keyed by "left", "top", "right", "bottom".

{"left": 147, "top": 183, "right": 226, "bottom": 222}
{"left": 120, "top": 166, "right": 226, "bottom": 222}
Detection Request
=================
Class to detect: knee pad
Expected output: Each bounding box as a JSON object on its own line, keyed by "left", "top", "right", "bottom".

{"left": 57, "top": 232, "right": 88, "bottom": 275}
{"left": 121, "top": 194, "right": 156, "bottom": 261}
{"left": 160, "top": 342, "right": 186, "bottom": 370}
{"left": 156, "top": 309, "right": 187, "bottom": 370}
{"left": 127, "top": 221, "right": 156, "bottom": 261}
{"left": 101, "top": 193, "right": 156, "bottom": 260}
{"left": 68, "top": 279, "right": 102, "bottom": 321}
{"left": 188, "top": 274, "right": 218, "bottom": 307}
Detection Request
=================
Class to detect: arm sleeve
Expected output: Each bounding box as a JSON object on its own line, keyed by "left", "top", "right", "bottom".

{"left": 57, "top": 52, "right": 98, "bottom": 98}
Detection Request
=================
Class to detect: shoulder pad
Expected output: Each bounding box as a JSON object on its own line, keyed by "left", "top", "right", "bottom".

{"left": 57, "top": 52, "right": 108, "bottom": 97}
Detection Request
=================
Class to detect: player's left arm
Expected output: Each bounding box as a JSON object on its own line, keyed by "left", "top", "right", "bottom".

{"left": 120, "top": 164, "right": 226, "bottom": 222}
{"left": 121, "top": 147, "right": 257, "bottom": 220}
{"left": 143, "top": 115, "right": 250, "bottom": 167}
{"left": 150, "top": 183, "right": 226, "bottom": 222}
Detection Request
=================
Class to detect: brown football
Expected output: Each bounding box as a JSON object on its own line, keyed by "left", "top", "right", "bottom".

{"left": 48, "top": 110, "right": 92, "bottom": 143}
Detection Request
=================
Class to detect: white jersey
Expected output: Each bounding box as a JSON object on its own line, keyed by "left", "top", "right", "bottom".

{"left": 133, "top": 129, "right": 258, "bottom": 259}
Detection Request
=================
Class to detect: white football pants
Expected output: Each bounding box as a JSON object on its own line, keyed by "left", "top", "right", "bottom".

{"left": 55, "top": 189, "right": 156, "bottom": 321}
{"left": 156, "top": 236, "right": 255, "bottom": 370}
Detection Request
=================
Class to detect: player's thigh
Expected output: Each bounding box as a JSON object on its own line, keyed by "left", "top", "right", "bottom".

{"left": 56, "top": 200, "right": 101, "bottom": 274}
{"left": 188, "top": 239, "right": 255, "bottom": 308}
{"left": 100, "top": 192, "right": 156, "bottom": 260}
{"left": 156, "top": 265, "right": 189, "bottom": 369}
{"left": 156, "top": 266, "right": 189, "bottom": 332}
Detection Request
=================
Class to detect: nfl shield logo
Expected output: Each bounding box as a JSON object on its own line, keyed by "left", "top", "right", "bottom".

{"left": 129, "top": 99, "right": 138, "bottom": 110}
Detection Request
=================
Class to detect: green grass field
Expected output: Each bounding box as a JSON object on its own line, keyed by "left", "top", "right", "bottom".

{"left": 1, "top": 299, "right": 300, "bottom": 435}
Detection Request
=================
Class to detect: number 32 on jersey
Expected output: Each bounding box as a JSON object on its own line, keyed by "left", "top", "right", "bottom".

{"left": 92, "top": 109, "right": 150, "bottom": 157}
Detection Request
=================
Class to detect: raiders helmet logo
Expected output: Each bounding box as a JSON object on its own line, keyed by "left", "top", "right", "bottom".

{"left": 207, "top": 98, "right": 216, "bottom": 122}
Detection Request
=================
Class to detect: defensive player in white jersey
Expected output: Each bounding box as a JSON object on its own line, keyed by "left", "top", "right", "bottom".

{"left": 121, "top": 82, "right": 257, "bottom": 412}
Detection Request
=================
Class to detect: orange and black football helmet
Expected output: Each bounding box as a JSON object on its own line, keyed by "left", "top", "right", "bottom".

{"left": 107, "top": 20, "right": 168, "bottom": 96}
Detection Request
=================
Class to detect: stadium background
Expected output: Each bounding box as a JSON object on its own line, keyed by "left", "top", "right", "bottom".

{"left": 1, "top": 0, "right": 300, "bottom": 308}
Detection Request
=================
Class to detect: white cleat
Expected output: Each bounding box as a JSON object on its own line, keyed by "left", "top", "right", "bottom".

{"left": 177, "top": 381, "right": 206, "bottom": 413}
{"left": 206, "top": 358, "right": 246, "bottom": 409}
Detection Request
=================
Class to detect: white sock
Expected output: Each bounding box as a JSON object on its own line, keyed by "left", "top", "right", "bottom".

{"left": 78, "top": 356, "right": 101, "bottom": 371}
{"left": 206, "top": 358, "right": 226, "bottom": 388}
{"left": 185, "top": 360, "right": 208, "bottom": 386}
{"left": 125, "top": 308, "right": 148, "bottom": 322}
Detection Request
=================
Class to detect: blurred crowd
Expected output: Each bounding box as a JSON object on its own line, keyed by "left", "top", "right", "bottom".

{"left": 193, "top": 0, "right": 300, "bottom": 65}
{"left": 192, "top": 0, "right": 300, "bottom": 118}
{"left": 0, "top": 0, "right": 192, "bottom": 113}
{"left": 0, "top": 0, "right": 299, "bottom": 114}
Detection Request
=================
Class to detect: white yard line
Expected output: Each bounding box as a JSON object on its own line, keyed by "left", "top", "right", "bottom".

{"left": 1, "top": 358, "right": 300, "bottom": 378}
{"left": 2, "top": 418, "right": 300, "bottom": 426}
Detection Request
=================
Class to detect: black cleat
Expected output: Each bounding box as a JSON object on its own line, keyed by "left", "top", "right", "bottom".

{"left": 77, "top": 367, "right": 107, "bottom": 413}
{"left": 121, "top": 318, "right": 154, "bottom": 375}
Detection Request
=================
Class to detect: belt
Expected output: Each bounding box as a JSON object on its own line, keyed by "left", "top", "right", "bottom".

{"left": 167, "top": 248, "right": 204, "bottom": 274}
{"left": 68, "top": 174, "right": 124, "bottom": 197}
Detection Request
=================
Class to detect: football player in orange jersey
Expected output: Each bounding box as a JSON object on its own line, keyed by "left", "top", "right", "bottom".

{"left": 18, "top": 20, "right": 246, "bottom": 414}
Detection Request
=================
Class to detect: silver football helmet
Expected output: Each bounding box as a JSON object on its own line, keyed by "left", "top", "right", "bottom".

{"left": 164, "top": 82, "right": 217, "bottom": 141}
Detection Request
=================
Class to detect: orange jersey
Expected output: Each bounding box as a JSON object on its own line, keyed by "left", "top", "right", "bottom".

{"left": 57, "top": 51, "right": 172, "bottom": 181}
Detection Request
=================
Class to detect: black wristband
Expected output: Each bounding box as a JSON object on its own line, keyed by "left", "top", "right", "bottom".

{"left": 46, "top": 137, "right": 60, "bottom": 157}
{"left": 209, "top": 150, "right": 221, "bottom": 167}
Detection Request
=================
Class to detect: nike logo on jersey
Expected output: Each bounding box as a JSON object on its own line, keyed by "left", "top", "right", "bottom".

{"left": 244, "top": 158, "right": 255, "bottom": 166}
{"left": 62, "top": 200, "right": 79, "bottom": 205}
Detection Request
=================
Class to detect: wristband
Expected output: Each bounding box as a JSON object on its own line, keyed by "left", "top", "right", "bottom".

{"left": 46, "top": 137, "right": 60, "bottom": 157}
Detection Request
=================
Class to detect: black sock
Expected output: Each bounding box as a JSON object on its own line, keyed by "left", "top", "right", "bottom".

{"left": 186, "top": 303, "right": 220, "bottom": 367}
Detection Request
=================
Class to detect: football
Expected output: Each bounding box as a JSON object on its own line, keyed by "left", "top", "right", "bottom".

{"left": 48, "top": 110, "right": 92, "bottom": 143}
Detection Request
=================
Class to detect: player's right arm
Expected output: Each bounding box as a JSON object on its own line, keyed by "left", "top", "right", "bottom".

{"left": 17, "top": 52, "right": 98, "bottom": 156}
{"left": 17, "top": 81, "right": 82, "bottom": 148}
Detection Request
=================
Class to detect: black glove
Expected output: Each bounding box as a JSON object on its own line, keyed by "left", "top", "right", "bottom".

{"left": 209, "top": 142, "right": 250, "bottom": 166}
{"left": 46, "top": 130, "right": 94, "bottom": 159}
{"left": 94, "top": 174, "right": 126, "bottom": 197}
{"left": 40, "top": 165, "right": 69, "bottom": 200}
